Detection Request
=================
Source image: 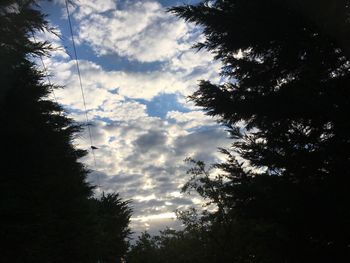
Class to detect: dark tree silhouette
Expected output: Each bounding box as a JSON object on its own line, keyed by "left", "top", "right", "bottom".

{"left": 127, "top": 227, "right": 208, "bottom": 263}
{"left": 93, "top": 193, "right": 132, "bottom": 263}
{"left": 170, "top": 0, "right": 350, "bottom": 262}
{"left": 0, "top": 1, "right": 131, "bottom": 262}
{"left": 127, "top": 232, "right": 160, "bottom": 263}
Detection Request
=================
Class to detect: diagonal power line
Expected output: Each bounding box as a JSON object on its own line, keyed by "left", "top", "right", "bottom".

{"left": 64, "top": 0, "right": 99, "bottom": 186}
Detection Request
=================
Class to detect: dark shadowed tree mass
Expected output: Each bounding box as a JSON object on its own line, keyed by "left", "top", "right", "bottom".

{"left": 127, "top": 226, "right": 208, "bottom": 263}
{"left": 0, "top": 1, "right": 131, "bottom": 262}
{"left": 93, "top": 193, "right": 132, "bottom": 263}
{"left": 144, "top": 0, "right": 350, "bottom": 262}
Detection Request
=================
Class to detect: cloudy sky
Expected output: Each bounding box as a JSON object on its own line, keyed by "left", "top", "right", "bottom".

{"left": 39, "top": 0, "right": 229, "bottom": 235}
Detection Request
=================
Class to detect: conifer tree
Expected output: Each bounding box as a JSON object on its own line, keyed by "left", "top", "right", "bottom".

{"left": 0, "top": 1, "right": 131, "bottom": 262}
{"left": 93, "top": 193, "right": 132, "bottom": 263}
{"left": 170, "top": 0, "right": 350, "bottom": 262}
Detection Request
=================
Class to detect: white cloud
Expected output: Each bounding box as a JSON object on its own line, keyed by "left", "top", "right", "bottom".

{"left": 75, "top": 0, "right": 116, "bottom": 18}
{"left": 93, "top": 100, "right": 148, "bottom": 121}
{"left": 167, "top": 110, "right": 217, "bottom": 129}
{"left": 73, "top": 114, "right": 229, "bottom": 224}
{"left": 40, "top": 1, "right": 228, "bottom": 234}
{"left": 44, "top": 52, "right": 226, "bottom": 236}
{"left": 53, "top": 0, "right": 116, "bottom": 16}
{"left": 74, "top": 1, "right": 190, "bottom": 62}
{"left": 49, "top": 57, "right": 220, "bottom": 103}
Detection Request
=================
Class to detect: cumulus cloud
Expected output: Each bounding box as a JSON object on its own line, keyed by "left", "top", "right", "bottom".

{"left": 70, "top": 109, "right": 229, "bottom": 236}
{"left": 167, "top": 110, "right": 217, "bottom": 129}
{"left": 74, "top": 0, "right": 116, "bottom": 18}
{"left": 80, "top": 116, "right": 229, "bottom": 217}
{"left": 49, "top": 58, "right": 225, "bottom": 235}
{"left": 41, "top": 0, "right": 228, "bottom": 235}
{"left": 72, "top": 1, "right": 190, "bottom": 62}
{"left": 49, "top": 57, "right": 220, "bottom": 104}
{"left": 53, "top": 0, "right": 116, "bottom": 15}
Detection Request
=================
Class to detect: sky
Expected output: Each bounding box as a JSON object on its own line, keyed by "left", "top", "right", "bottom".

{"left": 38, "top": 0, "right": 230, "bottom": 236}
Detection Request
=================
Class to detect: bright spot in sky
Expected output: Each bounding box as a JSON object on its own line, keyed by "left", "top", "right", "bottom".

{"left": 131, "top": 212, "right": 177, "bottom": 223}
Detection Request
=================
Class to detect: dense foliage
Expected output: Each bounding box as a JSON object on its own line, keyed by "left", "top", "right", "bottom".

{"left": 162, "top": 0, "right": 350, "bottom": 262}
{"left": 127, "top": 227, "right": 207, "bottom": 263}
{"left": 0, "top": 1, "right": 131, "bottom": 262}
{"left": 93, "top": 193, "right": 132, "bottom": 263}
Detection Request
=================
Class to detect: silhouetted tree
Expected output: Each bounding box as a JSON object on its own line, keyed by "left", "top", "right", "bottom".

{"left": 170, "top": 0, "right": 350, "bottom": 262}
{"left": 93, "top": 193, "right": 132, "bottom": 263}
{"left": 127, "top": 232, "right": 160, "bottom": 263}
{"left": 0, "top": 1, "right": 131, "bottom": 262}
{"left": 127, "top": 227, "right": 208, "bottom": 263}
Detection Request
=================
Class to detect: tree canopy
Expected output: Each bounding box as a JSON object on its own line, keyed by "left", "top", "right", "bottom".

{"left": 167, "top": 0, "right": 350, "bottom": 262}
{"left": 0, "top": 1, "right": 131, "bottom": 262}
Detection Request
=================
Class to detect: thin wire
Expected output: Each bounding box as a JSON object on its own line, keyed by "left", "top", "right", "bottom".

{"left": 64, "top": 0, "right": 98, "bottom": 178}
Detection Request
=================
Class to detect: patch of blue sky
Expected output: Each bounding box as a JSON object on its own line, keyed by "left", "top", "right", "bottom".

{"left": 133, "top": 93, "right": 191, "bottom": 119}
{"left": 115, "top": 0, "right": 203, "bottom": 8}
{"left": 41, "top": 0, "right": 209, "bottom": 120}
{"left": 61, "top": 106, "right": 85, "bottom": 115}
{"left": 93, "top": 115, "right": 115, "bottom": 123}
{"left": 66, "top": 41, "right": 166, "bottom": 72}
{"left": 159, "top": 0, "right": 203, "bottom": 7}
{"left": 41, "top": 1, "right": 166, "bottom": 72}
